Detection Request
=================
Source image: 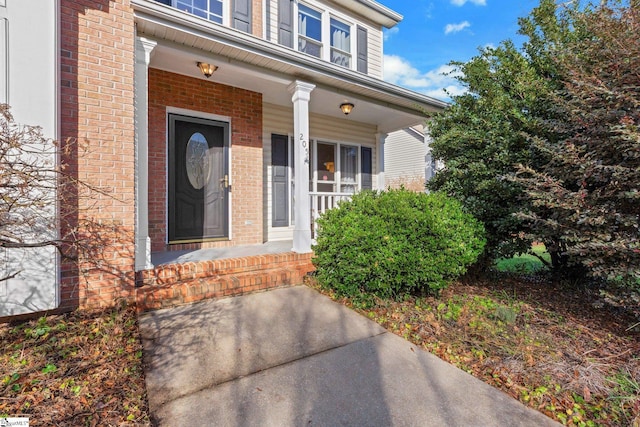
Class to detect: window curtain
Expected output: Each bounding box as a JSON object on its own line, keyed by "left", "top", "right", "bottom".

{"left": 330, "top": 19, "right": 350, "bottom": 66}
{"left": 331, "top": 27, "right": 349, "bottom": 51}
{"left": 298, "top": 13, "right": 307, "bottom": 51}
{"left": 340, "top": 146, "right": 357, "bottom": 194}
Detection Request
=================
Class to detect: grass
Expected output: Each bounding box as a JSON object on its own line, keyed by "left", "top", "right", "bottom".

{"left": 495, "top": 244, "right": 551, "bottom": 273}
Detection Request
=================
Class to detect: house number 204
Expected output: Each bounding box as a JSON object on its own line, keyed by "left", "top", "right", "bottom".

{"left": 300, "top": 133, "right": 309, "bottom": 164}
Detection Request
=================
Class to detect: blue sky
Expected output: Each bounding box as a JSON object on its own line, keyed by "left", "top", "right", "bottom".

{"left": 380, "top": 0, "right": 540, "bottom": 100}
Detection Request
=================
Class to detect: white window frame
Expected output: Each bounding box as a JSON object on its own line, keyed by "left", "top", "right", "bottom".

{"left": 297, "top": 2, "right": 323, "bottom": 59}
{"left": 164, "top": 0, "right": 230, "bottom": 26}
{"left": 311, "top": 139, "right": 362, "bottom": 193}
{"left": 329, "top": 16, "right": 353, "bottom": 69}
{"left": 293, "top": 1, "right": 356, "bottom": 70}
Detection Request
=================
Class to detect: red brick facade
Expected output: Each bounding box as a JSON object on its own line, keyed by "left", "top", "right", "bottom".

{"left": 52, "top": 2, "right": 309, "bottom": 315}
{"left": 59, "top": 0, "right": 137, "bottom": 310}
{"left": 148, "top": 69, "right": 264, "bottom": 252}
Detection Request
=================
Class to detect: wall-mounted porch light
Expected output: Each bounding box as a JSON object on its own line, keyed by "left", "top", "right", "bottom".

{"left": 197, "top": 62, "right": 218, "bottom": 78}
{"left": 339, "top": 102, "right": 355, "bottom": 115}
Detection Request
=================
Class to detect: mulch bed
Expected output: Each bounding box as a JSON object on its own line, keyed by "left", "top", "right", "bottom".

{"left": 0, "top": 302, "right": 150, "bottom": 426}
{"left": 311, "top": 272, "right": 640, "bottom": 426}
{"left": 1, "top": 272, "right": 638, "bottom": 426}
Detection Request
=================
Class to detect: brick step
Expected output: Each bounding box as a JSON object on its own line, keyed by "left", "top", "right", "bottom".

{"left": 135, "top": 252, "right": 314, "bottom": 312}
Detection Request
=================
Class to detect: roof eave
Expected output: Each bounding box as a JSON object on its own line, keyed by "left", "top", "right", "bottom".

{"left": 351, "top": 0, "right": 403, "bottom": 28}
{"left": 131, "top": 0, "right": 447, "bottom": 114}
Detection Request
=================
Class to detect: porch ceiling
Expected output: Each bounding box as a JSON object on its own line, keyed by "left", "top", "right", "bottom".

{"left": 133, "top": 0, "right": 447, "bottom": 134}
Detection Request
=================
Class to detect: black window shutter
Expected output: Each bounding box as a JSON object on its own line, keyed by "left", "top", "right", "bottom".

{"left": 272, "top": 134, "right": 289, "bottom": 227}
{"left": 361, "top": 147, "right": 372, "bottom": 190}
{"left": 265, "top": 0, "right": 271, "bottom": 40}
{"left": 233, "top": 0, "right": 252, "bottom": 33}
{"left": 278, "top": 0, "right": 294, "bottom": 48}
{"left": 357, "top": 26, "right": 368, "bottom": 74}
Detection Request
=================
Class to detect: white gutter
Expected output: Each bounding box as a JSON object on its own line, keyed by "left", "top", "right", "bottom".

{"left": 131, "top": 0, "right": 448, "bottom": 112}
{"left": 354, "top": 0, "right": 403, "bottom": 27}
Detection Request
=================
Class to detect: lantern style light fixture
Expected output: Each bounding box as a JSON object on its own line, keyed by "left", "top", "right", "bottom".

{"left": 339, "top": 102, "right": 355, "bottom": 115}
{"left": 197, "top": 62, "right": 218, "bottom": 78}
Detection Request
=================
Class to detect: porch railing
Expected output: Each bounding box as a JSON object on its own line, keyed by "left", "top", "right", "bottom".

{"left": 310, "top": 191, "right": 353, "bottom": 236}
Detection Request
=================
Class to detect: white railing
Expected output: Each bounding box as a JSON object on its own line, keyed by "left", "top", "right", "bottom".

{"left": 310, "top": 191, "right": 353, "bottom": 236}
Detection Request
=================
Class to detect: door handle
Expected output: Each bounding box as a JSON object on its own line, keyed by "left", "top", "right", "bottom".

{"left": 220, "top": 174, "right": 229, "bottom": 189}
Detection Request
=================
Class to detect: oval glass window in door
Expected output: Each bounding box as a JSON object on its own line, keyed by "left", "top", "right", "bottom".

{"left": 185, "top": 132, "right": 211, "bottom": 189}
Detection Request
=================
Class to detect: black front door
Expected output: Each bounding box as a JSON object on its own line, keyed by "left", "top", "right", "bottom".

{"left": 168, "top": 114, "right": 230, "bottom": 242}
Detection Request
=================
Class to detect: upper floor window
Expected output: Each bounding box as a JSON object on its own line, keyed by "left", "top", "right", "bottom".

{"left": 278, "top": 1, "right": 368, "bottom": 73}
{"left": 154, "top": 0, "right": 224, "bottom": 25}
{"left": 298, "top": 4, "right": 322, "bottom": 58}
{"left": 330, "top": 18, "right": 351, "bottom": 68}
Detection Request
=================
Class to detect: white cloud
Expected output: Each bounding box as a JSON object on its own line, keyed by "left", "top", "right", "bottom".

{"left": 450, "top": 0, "right": 486, "bottom": 6}
{"left": 383, "top": 26, "right": 399, "bottom": 41}
{"left": 383, "top": 54, "right": 466, "bottom": 101}
{"left": 444, "top": 21, "right": 470, "bottom": 35}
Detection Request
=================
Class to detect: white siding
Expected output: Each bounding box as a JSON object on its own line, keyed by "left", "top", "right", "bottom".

{"left": 363, "top": 22, "right": 383, "bottom": 79}
{"left": 263, "top": 102, "right": 379, "bottom": 242}
{"left": 1, "top": 0, "right": 58, "bottom": 316}
{"left": 385, "top": 128, "right": 427, "bottom": 188}
{"left": 266, "top": 0, "right": 279, "bottom": 42}
{"left": 265, "top": 0, "right": 383, "bottom": 78}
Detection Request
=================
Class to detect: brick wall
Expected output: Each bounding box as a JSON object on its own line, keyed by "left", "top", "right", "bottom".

{"left": 59, "top": 0, "right": 137, "bottom": 310}
{"left": 148, "top": 69, "right": 264, "bottom": 252}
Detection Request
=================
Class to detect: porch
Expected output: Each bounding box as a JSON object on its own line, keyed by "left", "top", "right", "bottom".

{"left": 134, "top": 191, "right": 355, "bottom": 312}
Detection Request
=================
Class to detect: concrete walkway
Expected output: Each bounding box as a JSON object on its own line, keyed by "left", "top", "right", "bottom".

{"left": 138, "top": 286, "right": 560, "bottom": 427}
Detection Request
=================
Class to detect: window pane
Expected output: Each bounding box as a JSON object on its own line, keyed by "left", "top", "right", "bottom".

{"left": 317, "top": 143, "right": 336, "bottom": 184}
{"left": 340, "top": 145, "right": 357, "bottom": 194}
{"left": 176, "top": 1, "right": 192, "bottom": 13}
{"left": 173, "top": 0, "right": 222, "bottom": 23}
{"left": 298, "top": 4, "right": 322, "bottom": 42}
{"left": 330, "top": 18, "right": 350, "bottom": 52}
{"left": 299, "top": 38, "right": 322, "bottom": 58}
{"left": 331, "top": 49, "right": 351, "bottom": 67}
{"left": 318, "top": 183, "right": 335, "bottom": 192}
{"left": 193, "top": 8, "right": 207, "bottom": 18}
{"left": 209, "top": 0, "right": 222, "bottom": 16}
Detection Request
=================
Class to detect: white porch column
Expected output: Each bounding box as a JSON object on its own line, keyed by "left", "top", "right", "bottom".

{"left": 288, "top": 80, "right": 315, "bottom": 253}
{"left": 376, "top": 132, "right": 387, "bottom": 189}
{"left": 134, "top": 37, "right": 156, "bottom": 271}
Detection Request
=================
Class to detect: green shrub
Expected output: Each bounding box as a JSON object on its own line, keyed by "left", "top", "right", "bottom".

{"left": 312, "top": 189, "right": 486, "bottom": 299}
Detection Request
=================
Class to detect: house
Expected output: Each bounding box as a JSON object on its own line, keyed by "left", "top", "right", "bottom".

{"left": 385, "top": 124, "right": 445, "bottom": 191}
{"left": 0, "top": 0, "right": 446, "bottom": 317}
{"left": 385, "top": 125, "right": 433, "bottom": 191}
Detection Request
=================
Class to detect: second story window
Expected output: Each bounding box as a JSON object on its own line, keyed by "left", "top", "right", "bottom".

{"left": 298, "top": 4, "right": 322, "bottom": 58}
{"left": 279, "top": 1, "right": 365, "bottom": 71}
{"left": 330, "top": 18, "right": 351, "bottom": 68}
{"left": 157, "top": 0, "right": 224, "bottom": 24}
{"left": 177, "top": 0, "right": 223, "bottom": 23}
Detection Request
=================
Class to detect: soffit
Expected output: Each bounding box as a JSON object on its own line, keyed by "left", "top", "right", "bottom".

{"left": 133, "top": 0, "right": 447, "bottom": 132}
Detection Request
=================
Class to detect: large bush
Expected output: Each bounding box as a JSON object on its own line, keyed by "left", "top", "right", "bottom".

{"left": 312, "top": 189, "right": 485, "bottom": 299}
